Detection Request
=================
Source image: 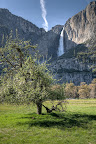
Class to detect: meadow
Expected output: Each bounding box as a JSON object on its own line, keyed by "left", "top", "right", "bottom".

{"left": 0, "top": 99, "right": 96, "bottom": 144}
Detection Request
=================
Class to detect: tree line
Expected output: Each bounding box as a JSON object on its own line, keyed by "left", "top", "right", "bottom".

{"left": 64, "top": 79, "right": 96, "bottom": 99}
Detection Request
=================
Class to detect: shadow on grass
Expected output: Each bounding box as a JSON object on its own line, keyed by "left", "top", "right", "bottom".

{"left": 17, "top": 113, "right": 96, "bottom": 129}
{"left": 17, "top": 112, "right": 96, "bottom": 129}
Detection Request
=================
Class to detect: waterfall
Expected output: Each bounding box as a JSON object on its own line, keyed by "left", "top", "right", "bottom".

{"left": 58, "top": 27, "right": 65, "bottom": 57}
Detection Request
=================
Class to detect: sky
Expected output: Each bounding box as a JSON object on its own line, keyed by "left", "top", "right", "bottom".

{"left": 0, "top": 0, "right": 94, "bottom": 31}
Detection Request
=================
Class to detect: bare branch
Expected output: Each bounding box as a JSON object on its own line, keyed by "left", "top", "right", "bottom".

{"left": 43, "top": 100, "right": 68, "bottom": 113}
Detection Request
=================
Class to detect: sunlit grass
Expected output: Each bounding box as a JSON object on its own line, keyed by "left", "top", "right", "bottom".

{"left": 0, "top": 99, "right": 96, "bottom": 144}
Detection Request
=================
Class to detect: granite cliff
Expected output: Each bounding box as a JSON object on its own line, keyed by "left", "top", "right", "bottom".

{"left": 49, "top": 57, "right": 92, "bottom": 85}
{"left": 35, "top": 1, "right": 96, "bottom": 59}
{"left": 34, "top": 25, "right": 63, "bottom": 58}
{"left": 1, "top": 2, "right": 96, "bottom": 59}
{"left": 0, "top": 8, "right": 63, "bottom": 59}
{"left": 0, "top": 8, "right": 46, "bottom": 46}
{"left": 64, "top": 1, "right": 96, "bottom": 51}
{"left": 0, "top": 2, "right": 96, "bottom": 85}
{"left": 48, "top": 1, "right": 96, "bottom": 85}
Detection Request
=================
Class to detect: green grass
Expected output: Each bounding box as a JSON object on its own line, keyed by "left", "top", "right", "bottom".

{"left": 0, "top": 99, "right": 96, "bottom": 144}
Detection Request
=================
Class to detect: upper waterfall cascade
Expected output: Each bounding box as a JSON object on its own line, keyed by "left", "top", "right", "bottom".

{"left": 57, "top": 27, "right": 65, "bottom": 57}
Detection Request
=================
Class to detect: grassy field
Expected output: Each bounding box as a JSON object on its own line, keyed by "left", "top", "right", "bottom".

{"left": 0, "top": 99, "right": 96, "bottom": 144}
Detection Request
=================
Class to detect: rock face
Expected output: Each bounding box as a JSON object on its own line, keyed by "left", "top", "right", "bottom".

{"left": 0, "top": 8, "right": 46, "bottom": 46}
{"left": 49, "top": 58, "right": 92, "bottom": 85}
{"left": 35, "top": 1, "right": 96, "bottom": 58}
{"left": 64, "top": 1, "right": 96, "bottom": 51}
{"left": 0, "top": 8, "right": 63, "bottom": 59}
{"left": 35, "top": 25, "right": 63, "bottom": 58}
{"left": 0, "top": 2, "right": 96, "bottom": 85}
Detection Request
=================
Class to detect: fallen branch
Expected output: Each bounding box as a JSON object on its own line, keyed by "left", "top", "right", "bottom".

{"left": 43, "top": 100, "right": 68, "bottom": 113}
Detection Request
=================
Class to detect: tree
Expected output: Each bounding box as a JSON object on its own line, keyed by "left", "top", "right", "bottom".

{"left": 65, "top": 83, "right": 79, "bottom": 99}
{"left": 0, "top": 32, "right": 55, "bottom": 114}
{"left": 0, "top": 32, "right": 66, "bottom": 114}
{"left": 78, "top": 82, "right": 90, "bottom": 99}
{"left": 89, "top": 79, "right": 96, "bottom": 98}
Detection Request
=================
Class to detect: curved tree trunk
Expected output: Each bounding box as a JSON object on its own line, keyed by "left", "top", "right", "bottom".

{"left": 36, "top": 101, "right": 42, "bottom": 115}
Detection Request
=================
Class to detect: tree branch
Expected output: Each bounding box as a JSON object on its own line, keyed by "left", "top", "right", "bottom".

{"left": 42, "top": 101, "right": 67, "bottom": 113}
{"left": 2, "top": 54, "right": 16, "bottom": 68}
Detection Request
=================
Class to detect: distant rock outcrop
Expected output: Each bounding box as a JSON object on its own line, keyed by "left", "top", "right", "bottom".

{"left": 64, "top": 1, "right": 96, "bottom": 51}
{"left": 0, "top": 8, "right": 46, "bottom": 46}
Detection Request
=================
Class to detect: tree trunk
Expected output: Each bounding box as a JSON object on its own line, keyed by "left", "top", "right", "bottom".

{"left": 36, "top": 101, "right": 42, "bottom": 115}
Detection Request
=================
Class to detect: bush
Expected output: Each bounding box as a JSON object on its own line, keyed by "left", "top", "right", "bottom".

{"left": 78, "top": 82, "right": 90, "bottom": 99}
{"left": 65, "top": 83, "right": 79, "bottom": 99}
